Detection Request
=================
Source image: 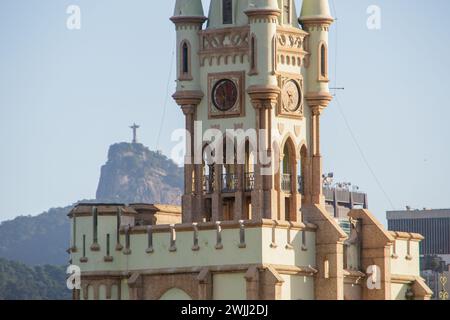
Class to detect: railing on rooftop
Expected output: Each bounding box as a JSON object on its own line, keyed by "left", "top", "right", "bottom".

{"left": 203, "top": 175, "right": 214, "bottom": 194}
{"left": 221, "top": 173, "right": 238, "bottom": 193}
{"left": 244, "top": 172, "right": 255, "bottom": 192}
{"left": 281, "top": 174, "right": 292, "bottom": 193}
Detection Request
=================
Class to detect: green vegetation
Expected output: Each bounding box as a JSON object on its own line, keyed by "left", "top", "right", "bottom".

{"left": 0, "top": 258, "right": 71, "bottom": 300}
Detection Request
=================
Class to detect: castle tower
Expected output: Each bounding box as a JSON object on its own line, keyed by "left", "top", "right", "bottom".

{"left": 171, "top": 0, "right": 333, "bottom": 223}
{"left": 299, "top": 0, "right": 334, "bottom": 205}
{"left": 69, "top": 1, "right": 432, "bottom": 301}
{"left": 171, "top": 0, "right": 207, "bottom": 223}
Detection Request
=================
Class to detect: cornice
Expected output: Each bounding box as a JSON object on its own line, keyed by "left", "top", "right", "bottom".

{"left": 170, "top": 16, "right": 207, "bottom": 25}
{"left": 172, "top": 90, "right": 204, "bottom": 107}
{"left": 299, "top": 16, "right": 334, "bottom": 27}
{"left": 244, "top": 8, "right": 281, "bottom": 19}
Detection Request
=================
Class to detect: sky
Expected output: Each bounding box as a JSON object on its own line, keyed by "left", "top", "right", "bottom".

{"left": 0, "top": 0, "right": 449, "bottom": 224}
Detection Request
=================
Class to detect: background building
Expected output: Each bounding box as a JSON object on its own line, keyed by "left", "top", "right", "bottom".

{"left": 387, "top": 208, "right": 450, "bottom": 299}
{"left": 387, "top": 209, "right": 450, "bottom": 264}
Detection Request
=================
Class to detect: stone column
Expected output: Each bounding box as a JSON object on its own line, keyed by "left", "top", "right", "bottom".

{"left": 234, "top": 163, "right": 244, "bottom": 221}
{"left": 172, "top": 90, "right": 203, "bottom": 223}
{"left": 245, "top": 266, "right": 260, "bottom": 300}
{"left": 197, "top": 268, "right": 212, "bottom": 300}
{"left": 211, "top": 163, "right": 223, "bottom": 222}
{"left": 194, "top": 163, "right": 204, "bottom": 221}
{"left": 248, "top": 85, "right": 280, "bottom": 221}
{"left": 305, "top": 93, "right": 332, "bottom": 206}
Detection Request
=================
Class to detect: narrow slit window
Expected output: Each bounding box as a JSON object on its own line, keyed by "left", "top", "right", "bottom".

{"left": 182, "top": 42, "right": 189, "bottom": 74}
{"left": 320, "top": 43, "right": 327, "bottom": 78}
{"left": 283, "top": 0, "right": 291, "bottom": 24}
{"left": 223, "top": 0, "right": 233, "bottom": 25}
{"left": 250, "top": 36, "right": 256, "bottom": 70}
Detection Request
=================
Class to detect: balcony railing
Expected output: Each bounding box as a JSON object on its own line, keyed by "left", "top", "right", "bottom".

{"left": 244, "top": 172, "right": 255, "bottom": 191}
{"left": 221, "top": 173, "right": 237, "bottom": 193}
{"left": 203, "top": 175, "right": 214, "bottom": 194}
{"left": 281, "top": 174, "right": 292, "bottom": 193}
{"left": 297, "top": 175, "right": 304, "bottom": 194}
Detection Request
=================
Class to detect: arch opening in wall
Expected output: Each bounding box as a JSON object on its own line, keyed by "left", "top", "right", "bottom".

{"left": 298, "top": 145, "right": 307, "bottom": 196}
{"left": 159, "top": 288, "right": 192, "bottom": 300}
{"left": 319, "top": 42, "right": 328, "bottom": 81}
{"left": 249, "top": 34, "right": 257, "bottom": 74}
{"left": 283, "top": 0, "right": 291, "bottom": 25}
{"left": 280, "top": 138, "right": 296, "bottom": 194}
{"left": 272, "top": 35, "right": 277, "bottom": 74}
{"left": 280, "top": 137, "right": 297, "bottom": 221}
{"left": 179, "top": 41, "right": 192, "bottom": 80}
{"left": 222, "top": 0, "right": 233, "bottom": 25}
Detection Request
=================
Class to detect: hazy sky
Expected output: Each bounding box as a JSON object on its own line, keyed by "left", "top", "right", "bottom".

{"left": 0, "top": 0, "right": 449, "bottom": 223}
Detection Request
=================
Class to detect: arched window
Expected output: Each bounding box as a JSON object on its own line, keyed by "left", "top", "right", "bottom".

{"left": 179, "top": 41, "right": 191, "bottom": 80}
{"left": 319, "top": 43, "right": 328, "bottom": 79}
{"left": 298, "top": 146, "right": 307, "bottom": 195}
{"left": 283, "top": 0, "right": 291, "bottom": 24}
{"left": 249, "top": 35, "right": 257, "bottom": 74}
{"left": 160, "top": 288, "right": 192, "bottom": 300}
{"left": 281, "top": 142, "right": 293, "bottom": 193}
{"left": 223, "top": 0, "right": 233, "bottom": 24}
{"left": 272, "top": 35, "right": 277, "bottom": 74}
{"left": 182, "top": 42, "right": 189, "bottom": 74}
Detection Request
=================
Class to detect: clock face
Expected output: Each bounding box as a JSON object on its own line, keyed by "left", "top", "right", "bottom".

{"left": 282, "top": 80, "right": 301, "bottom": 112}
{"left": 212, "top": 79, "right": 238, "bottom": 111}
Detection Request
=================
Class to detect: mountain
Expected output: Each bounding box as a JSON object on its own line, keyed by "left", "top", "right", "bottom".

{"left": 96, "top": 142, "right": 183, "bottom": 205}
{"left": 0, "top": 206, "right": 72, "bottom": 266}
{"left": 0, "top": 258, "right": 71, "bottom": 300}
{"left": 0, "top": 142, "right": 183, "bottom": 266}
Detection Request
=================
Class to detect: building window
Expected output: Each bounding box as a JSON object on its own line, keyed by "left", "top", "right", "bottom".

{"left": 283, "top": 0, "right": 291, "bottom": 24}
{"left": 319, "top": 42, "right": 328, "bottom": 80}
{"left": 223, "top": 0, "right": 233, "bottom": 25}
{"left": 179, "top": 41, "right": 192, "bottom": 80}
{"left": 249, "top": 35, "right": 257, "bottom": 75}
{"left": 182, "top": 43, "right": 189, "bottom": 74}
{"left": 272, "top": 35, "right": 277, "bottom": 74}
{"left": 251, "top": 36, "right": 256, "bottom": 69}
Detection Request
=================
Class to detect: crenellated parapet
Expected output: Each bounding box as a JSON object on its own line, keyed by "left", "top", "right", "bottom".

{"left": 69, "top": 203, "right": 322, "bottom": 300}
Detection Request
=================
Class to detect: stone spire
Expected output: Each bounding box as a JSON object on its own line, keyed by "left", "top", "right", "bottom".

{"left": 300, "top": 0, "right": 333, "bottom": 23}
{"left": 173, "top": 0, "right": 205, "bottom": 18}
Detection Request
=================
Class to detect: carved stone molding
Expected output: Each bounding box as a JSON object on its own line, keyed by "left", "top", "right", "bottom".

{"left": 305, "top": 92, "right": 333, "bottom": 114}
{"left": 199, "top": 27, "right": 250, "bottom": 67}
{"left": 276, "top": 26, "right": 308, "bottom": 68}
{"left": 172, "top": 90, "right": 204, "bottom": 107}
{"left": 170, "top": 16, "right": 207, "bottom": 27}
{"left": 299, "top": 17, "right": 334, "bottom": 30}
{"left": 247, "top": 85, "right": 280, "bottom": 110}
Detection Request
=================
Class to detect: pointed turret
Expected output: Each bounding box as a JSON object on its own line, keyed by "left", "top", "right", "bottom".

{"left": 299, "top": 0, "right": 334, "bottom": 206}
{"left": 170, "top": 0, "right": 206, "bottom": 95}
{"left": 173, "top": 0, "right": 205, "bottom": 18}
{"left": 299, "top": 0, "right": 333, "bottom": 23}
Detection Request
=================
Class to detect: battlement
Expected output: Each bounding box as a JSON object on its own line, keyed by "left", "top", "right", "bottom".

{"left": 69, "top": 203, "right": 318, "bottom": 274}
{"left": 69, "top": 204, "right": 430, "bottom": 300}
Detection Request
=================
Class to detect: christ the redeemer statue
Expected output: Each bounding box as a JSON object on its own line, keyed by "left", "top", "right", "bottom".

{"left": 129, "top": 123, "right": 140, "bottom": 144}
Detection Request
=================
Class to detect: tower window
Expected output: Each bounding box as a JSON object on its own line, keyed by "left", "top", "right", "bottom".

{"left": 249, "top": 35, "right": 257, "bottom": 74}
{"left": 283, "top": 0, "right": 291, "bottom": 24}
{"left": 223, "top": 0, "right": 233, "bottom": 25}
{"left": 182, "top": 42, "right": 189, "bottom": 74}
{"left": 179, "top": 41, "right": 192, "bottom": 80}
{"left": 251, "top": 37, "right": 256, "bottom": 69}
{"left": 319, "top": 42, "right": 328, "bottom": 80}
